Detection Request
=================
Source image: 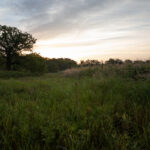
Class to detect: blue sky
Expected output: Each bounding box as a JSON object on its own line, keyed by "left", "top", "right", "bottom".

{"left": 0, "top": 0, "right": 150, "bottom": 61}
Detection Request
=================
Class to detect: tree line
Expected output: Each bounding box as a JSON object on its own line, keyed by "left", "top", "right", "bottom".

{"left": 0, "top": 25, "right": 77, "bottom": 73}
{"left": 0, "top": 52, "right": 77, "bottom": 73}
{"left": 0, "top": 25, "right": 149, "bottom": 73}
{"left": 79, "top": 59, "right": 150, "bottom": 67}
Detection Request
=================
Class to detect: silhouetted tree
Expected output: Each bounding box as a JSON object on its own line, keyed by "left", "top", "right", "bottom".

{"left": 80, "top": 59, "right": 101, "bottom": 66}
{"left": 0, "top": 25, "right": 36, "bottom": 70}
{"left": 146, "top": 60, "right": 150, "bottom": 64}
{"left": 0, "top": 55, "right": 5, "bottom": 70}
{"left": 106, "top": 58, "right": 123, "bottom": 65}
{"left": 124, "top": 59, "right": 132, "bottom": 64}
{"left": 134, "top": 60, "right": 144, "bottom": 64}
{"left": 46, "top": 58, "right": 77, "bottom": 72}
{"left": 20, "top": 53, "right": 47, "bottom": 73}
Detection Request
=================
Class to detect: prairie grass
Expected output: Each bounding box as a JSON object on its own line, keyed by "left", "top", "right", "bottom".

{"left": 0, "top": 64, "right": 150, "bottom": 149}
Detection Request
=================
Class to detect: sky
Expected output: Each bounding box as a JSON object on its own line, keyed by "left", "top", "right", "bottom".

{"left": 0, "top": 0, "right": 150, "bottom": 61}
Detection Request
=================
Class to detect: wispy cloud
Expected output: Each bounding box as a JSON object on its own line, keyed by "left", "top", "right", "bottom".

{"left": 0, "top": 0, "right": 150, "bottom": 60}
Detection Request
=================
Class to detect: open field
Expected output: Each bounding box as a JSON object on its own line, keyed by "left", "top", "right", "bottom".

{"left": 0, "top": 64, "right": 150, "bottom": 150}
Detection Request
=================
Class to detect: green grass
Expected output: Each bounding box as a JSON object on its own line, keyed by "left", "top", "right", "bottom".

{"left": 0, "top": 64, "right": 150, "bottom": 150}
{"left": 0, "top": 71, "right": 42, "bottom": 79}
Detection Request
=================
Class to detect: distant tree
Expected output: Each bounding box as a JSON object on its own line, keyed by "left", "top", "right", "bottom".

{"left": 80, "top": 60, "right": 85, "bottom": 65}
{"left": 58, "top": 58, "right": 77, "bottom": 70}
{"left": 46, "top": 59, "right": 59, "bottom": 72}
{"left": 0, "top": 25, "right": 36, "bottom": 70}
{"left": 134, "top": 60, "right": 144, "bottom": 64}
{"left": 80, "top": 59, "right": 101, "bottom": 67}
{"left": 46, "top": 58, "right": 77, "bottom": 72}
{"left": 106, "top": 58, "right": 123, "bottom": 65}
{"left": 105, "top": 58, "right": 116, "bottom": 65}
{"left": 20, "top": 53, "right": 47, "bottom": 73}
{"left": 145, "top": 60, "right": 150, "bottom": 64}
{"left": 124, "top": 59, "right": 132, "bottom": 64}
{"left": 115, "top": 59, "right": 123, "bottom": 64}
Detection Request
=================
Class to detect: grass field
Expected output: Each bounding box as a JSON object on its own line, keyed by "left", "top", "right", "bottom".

{"left": 0, "top": 64, "right": 150, "bottom": 150}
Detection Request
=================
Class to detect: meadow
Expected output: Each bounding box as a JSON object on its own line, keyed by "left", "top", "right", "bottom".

{"left": 0, "top": 63, "right": 150, "bottom": 150}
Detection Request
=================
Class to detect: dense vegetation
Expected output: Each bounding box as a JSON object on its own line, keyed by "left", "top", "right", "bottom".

{"left": 0, "top": 61, "right": 150, "bottom": 150}
{"left": 0, "top": 53, "right": 77, "bottom": 73}
{"left": 0, "top": 25, "right": 36, "bottom": 70}
{"left": 0, "top": 25, "right": 77, "bottom": 73}
{"left": 1, "top": 24, "right": 150, "bottom": 150}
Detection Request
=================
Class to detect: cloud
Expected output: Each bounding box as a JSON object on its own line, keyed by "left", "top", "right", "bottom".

{"left": 2, "top": 0, "right": 120, "bottom": 38}
{"left": 0, "top": 0, "right": 150, "bottom": 61}
{"left": 18, "top": 0, "right": 150, "bottom": 41}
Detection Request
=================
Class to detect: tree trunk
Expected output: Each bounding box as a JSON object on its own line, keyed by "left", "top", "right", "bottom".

{"left": 6, "top": 53, "right": 11, "bottom": 71}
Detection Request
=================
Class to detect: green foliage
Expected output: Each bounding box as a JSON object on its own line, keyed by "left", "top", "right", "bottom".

{"left": 20, "top": 53, "right": 47, "bottom": 73}
{"left": 0, "top": 25, "right": 36, "bottom": 70}
{"left": 0, "top": 53, "right": 77, "bottom": 73}
{"left": 46, "top": 58, "right": 77, "bottom": 72}
{"left": 0, "top": 51, "right": 77, "bottom": 73}
{"left": 80, "top": 59, "right": 101, "bottom": 67}
{"left": 105, "top": 58, "right": 123, "bottom": 65}
{"left": 0, "top": 64, "right": 150, "bottom": 149}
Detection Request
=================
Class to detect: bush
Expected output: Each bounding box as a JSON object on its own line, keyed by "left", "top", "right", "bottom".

{"left": 19, "top": 53, "right": 47, "bottom": 73}
{"left": 46, "top": 58, "right": 77, "bottom": 72}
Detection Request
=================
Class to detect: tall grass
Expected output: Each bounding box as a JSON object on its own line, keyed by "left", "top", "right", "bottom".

{"left": 0, "top": 71, "right": 42, "bottom": 79}
{"left": 0, "top": 64, "right": 150, "bottom": 149}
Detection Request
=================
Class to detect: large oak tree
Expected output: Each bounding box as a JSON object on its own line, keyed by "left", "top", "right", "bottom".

{"left": 0, "top": 25, "right": 36, "bottom": 70}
